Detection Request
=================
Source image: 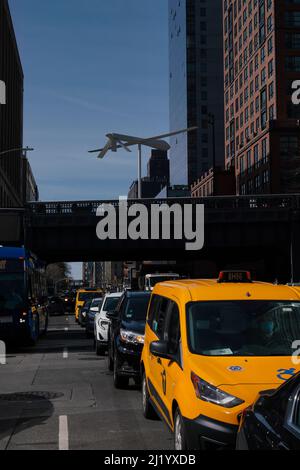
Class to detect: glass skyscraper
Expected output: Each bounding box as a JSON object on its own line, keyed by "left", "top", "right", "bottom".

{"left": 169, "top": 0, "right": 225, "bottom": 186}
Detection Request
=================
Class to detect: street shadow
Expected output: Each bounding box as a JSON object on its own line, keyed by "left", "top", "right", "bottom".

{"left": 0, "top": 391, "right": 58, "bottom": 445}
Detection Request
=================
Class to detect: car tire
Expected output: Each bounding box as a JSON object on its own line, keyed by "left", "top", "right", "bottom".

{"left": 96, "top": 340, "right": 105, "bottom": 356}
{"left": 113, "top": 351, "right": 128, "bottom": 389}
{"left": 142, "top": 373, "right": 157, "bottom": 419}
{"left": 174, "top": 409, "right": 188, "bottom": 451}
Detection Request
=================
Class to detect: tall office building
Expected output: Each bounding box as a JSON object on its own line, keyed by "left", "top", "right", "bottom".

{"left": 224, "top": 0, "right": 300, "bottom": 195}
{"left": 169, "top": 0, "right": 225, "bottom": 186}
{"left": 0, "top": 0, "right": 24, "bottom": 207}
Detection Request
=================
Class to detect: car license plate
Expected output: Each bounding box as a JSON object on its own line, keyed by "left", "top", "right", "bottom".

{"left": 0, "top": 316, "right": 13, "bottom": 324}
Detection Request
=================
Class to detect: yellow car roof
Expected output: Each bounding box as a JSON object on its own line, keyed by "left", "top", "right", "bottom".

{"left": 154, "top": 279, "right": 300, "bottom": 302}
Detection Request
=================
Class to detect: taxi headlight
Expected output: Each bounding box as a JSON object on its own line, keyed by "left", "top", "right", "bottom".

{"left": 191, "top": 372, "right": 244, "bottom": 408}
{"left": 120, "top": 329, "right": 144, "bottom": 345}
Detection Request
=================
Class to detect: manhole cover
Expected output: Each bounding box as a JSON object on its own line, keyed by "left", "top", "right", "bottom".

{"left": 0, "top": 391, "right": 64, "bottom": 402}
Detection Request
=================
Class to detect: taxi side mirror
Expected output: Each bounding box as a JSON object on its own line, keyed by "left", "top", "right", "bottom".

{"left": 150, "top": 341, "right": 174, "bottom": 361}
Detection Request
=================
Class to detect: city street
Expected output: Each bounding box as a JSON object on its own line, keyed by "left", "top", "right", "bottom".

{"left": 0, "top": 316, "right": 173, "bottom": 451}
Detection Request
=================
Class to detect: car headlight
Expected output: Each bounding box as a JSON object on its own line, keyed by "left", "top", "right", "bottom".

{"left": 98, "top": 318, "right": 109, "bottom": 330}
{"left": 82, "top": 311, "right": 86, "bottom": 317}
{"left": 120, "top": 329, "right": 145, "bottom": 345}
{"left": 191, "top": 372, "right": 244, "bottom": 408}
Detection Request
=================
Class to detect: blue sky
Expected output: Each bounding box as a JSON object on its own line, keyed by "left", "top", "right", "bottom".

{"left": 9, "top": 0, "right": 169, "bottom": 278}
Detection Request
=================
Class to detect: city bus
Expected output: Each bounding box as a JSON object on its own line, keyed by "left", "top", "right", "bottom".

{"left": 0, "top": 247, "right": 48, "bottom": 345}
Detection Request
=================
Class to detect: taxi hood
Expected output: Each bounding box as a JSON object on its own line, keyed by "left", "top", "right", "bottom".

{"left": 188, "top": 354, "right": 300, "bottom": 388}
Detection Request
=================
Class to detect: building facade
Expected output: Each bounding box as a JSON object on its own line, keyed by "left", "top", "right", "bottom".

{"left": 191, "top": 167, "right": 236, "bottom": 197}
{"left": 0, "top": 0, "right": 24, "bottom": 207}
{"left": 169, "top": 0, "right": 225, "bottom": 186}
{"left": 224, "top": 0, "right": 300, "bottom": 195}
{"left": 22, "top": 156, "right": 39, "bottom": 203}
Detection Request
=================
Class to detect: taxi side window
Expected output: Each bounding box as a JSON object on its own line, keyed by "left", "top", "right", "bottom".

{"left": 166, "top": 302, "right": 181, "bottom": 355}
{"left": 149, "top": 295, "right": 170, "bottom": 339}
{"left": 147, "top": 295, "right": 160, "bottom": 327}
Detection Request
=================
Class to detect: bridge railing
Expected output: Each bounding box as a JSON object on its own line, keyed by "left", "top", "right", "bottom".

{"left": 27, "top": 194, "right": 300, "bottom": 216}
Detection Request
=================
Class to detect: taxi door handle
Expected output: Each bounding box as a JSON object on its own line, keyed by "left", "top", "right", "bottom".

{"left": 157, "top": 358, "right": 162, "bottom": 365}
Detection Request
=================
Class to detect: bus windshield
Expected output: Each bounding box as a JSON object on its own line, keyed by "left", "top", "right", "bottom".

{"left": 187, "top": 301, "right": 300, "bottom": 357}
{"left": 0, "top": 273, "right": 26, "bottom": 312}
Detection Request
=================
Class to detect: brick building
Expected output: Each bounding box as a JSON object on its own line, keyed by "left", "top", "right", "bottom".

{"left": 223, "top": 0, "right": 300, "bottom": 195}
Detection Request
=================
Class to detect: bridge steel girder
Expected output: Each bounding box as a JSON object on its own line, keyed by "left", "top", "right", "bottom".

{"left": 24, "top": 195, "right": 300, "bottom": 283}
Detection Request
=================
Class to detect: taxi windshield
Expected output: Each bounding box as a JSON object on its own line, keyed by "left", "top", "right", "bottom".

{"left": 186, "top": 301, "right": 300, "bottom": 357}
{"left": 78, "top": 292, "right": 98, "bottom": 302}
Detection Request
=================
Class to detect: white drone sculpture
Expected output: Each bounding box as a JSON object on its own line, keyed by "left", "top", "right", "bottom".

{"left": 89, "top": 127, "right": 197, "bottom": 198}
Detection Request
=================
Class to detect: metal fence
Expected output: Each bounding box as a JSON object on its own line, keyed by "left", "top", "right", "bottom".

{"left": 27, "top": 194, "right": 300, "bottom": 217}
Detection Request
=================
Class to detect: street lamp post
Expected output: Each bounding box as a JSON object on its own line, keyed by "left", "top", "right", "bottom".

{"left": 0, "top": 146, "right": 34, "bottom": 158}
{"left": 138, "top": 143, "right": 142, "bottom": 199}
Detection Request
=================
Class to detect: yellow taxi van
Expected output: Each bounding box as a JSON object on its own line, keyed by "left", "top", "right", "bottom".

{"left": 141, "top": 271, "right": 300, "bottom": 450}
{"left": 75, "top": 288, "right": 102, "bottom": 322}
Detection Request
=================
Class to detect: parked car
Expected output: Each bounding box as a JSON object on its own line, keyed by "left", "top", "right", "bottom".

{"left": 94, "top": 292, "right": 123, "bottom": 355}
{"left": 85, "top": 297, "right": 103, "bottom": 338}
{"left": 107, "top": 290, "right": 151, "bottom": 388}
{"left": 237, "top": 371, "right": 300, "bottom": 450}
{"left": 78, "top": 300, "right": 92, "bottom": 327}
{"left": 47, "top": 296, "right": 65, "bottom": 316}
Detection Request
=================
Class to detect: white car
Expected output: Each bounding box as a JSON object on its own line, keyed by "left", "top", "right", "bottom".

{"left": 94, "top": 292, "right": 123, "bottom": 355}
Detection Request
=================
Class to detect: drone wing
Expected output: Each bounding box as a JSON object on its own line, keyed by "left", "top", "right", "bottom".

{"left": 88, "top": 139, "right": 112, "bottom": 159}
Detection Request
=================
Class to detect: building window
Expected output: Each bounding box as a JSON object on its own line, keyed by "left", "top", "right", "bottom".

{"left": 247, "top": 150, "right": 252, "bottom": 170}
{"left": 267, "top": 15, "right": 273, "bottom": 34}
{"left": 268, "top": 59, "right": 273, "bottom": 77}
{"left": 262, "top": 138, "right": 268, "bottom": 162}
{"left": 261, "top": 68, "right": 266, "bottom": 86}
{"left": 268, "top": 36, "right": 273, "bottom": 55}
{"left": 286, "top": 56, "right": 300, "bottom": 71}
{"left": 254, "top": 144, "right": 259, "bottom": 165}
{"left": 285, "top": 12, "right": 300, "bottom": 28}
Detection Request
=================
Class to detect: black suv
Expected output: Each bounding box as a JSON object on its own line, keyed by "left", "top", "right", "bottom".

{"left": 237, "top": 371, "right": 300, "bottom": 450}
{"left": 107, "top": 291, "right": 151, "bottom": 389}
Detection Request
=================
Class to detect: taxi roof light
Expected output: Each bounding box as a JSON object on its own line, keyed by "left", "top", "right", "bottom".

{"left": 218, "top": 270, "right": 252, "bottom": 284}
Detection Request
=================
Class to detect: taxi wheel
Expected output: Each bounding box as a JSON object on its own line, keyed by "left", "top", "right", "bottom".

{"left": 142, "top": 373, "right": 157, "bottom": 419}
{"left": 174, "top": 409, "right": 187, "bottom": 451}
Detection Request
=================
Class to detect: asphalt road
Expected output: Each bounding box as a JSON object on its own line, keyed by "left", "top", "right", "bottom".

{"left": 0, "top": 315, "right": 173, "bottom": 450}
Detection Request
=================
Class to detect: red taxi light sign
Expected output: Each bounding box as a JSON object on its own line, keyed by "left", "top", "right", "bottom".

{"left": 218, "top": 270, "right": 252, "bottom": 283}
